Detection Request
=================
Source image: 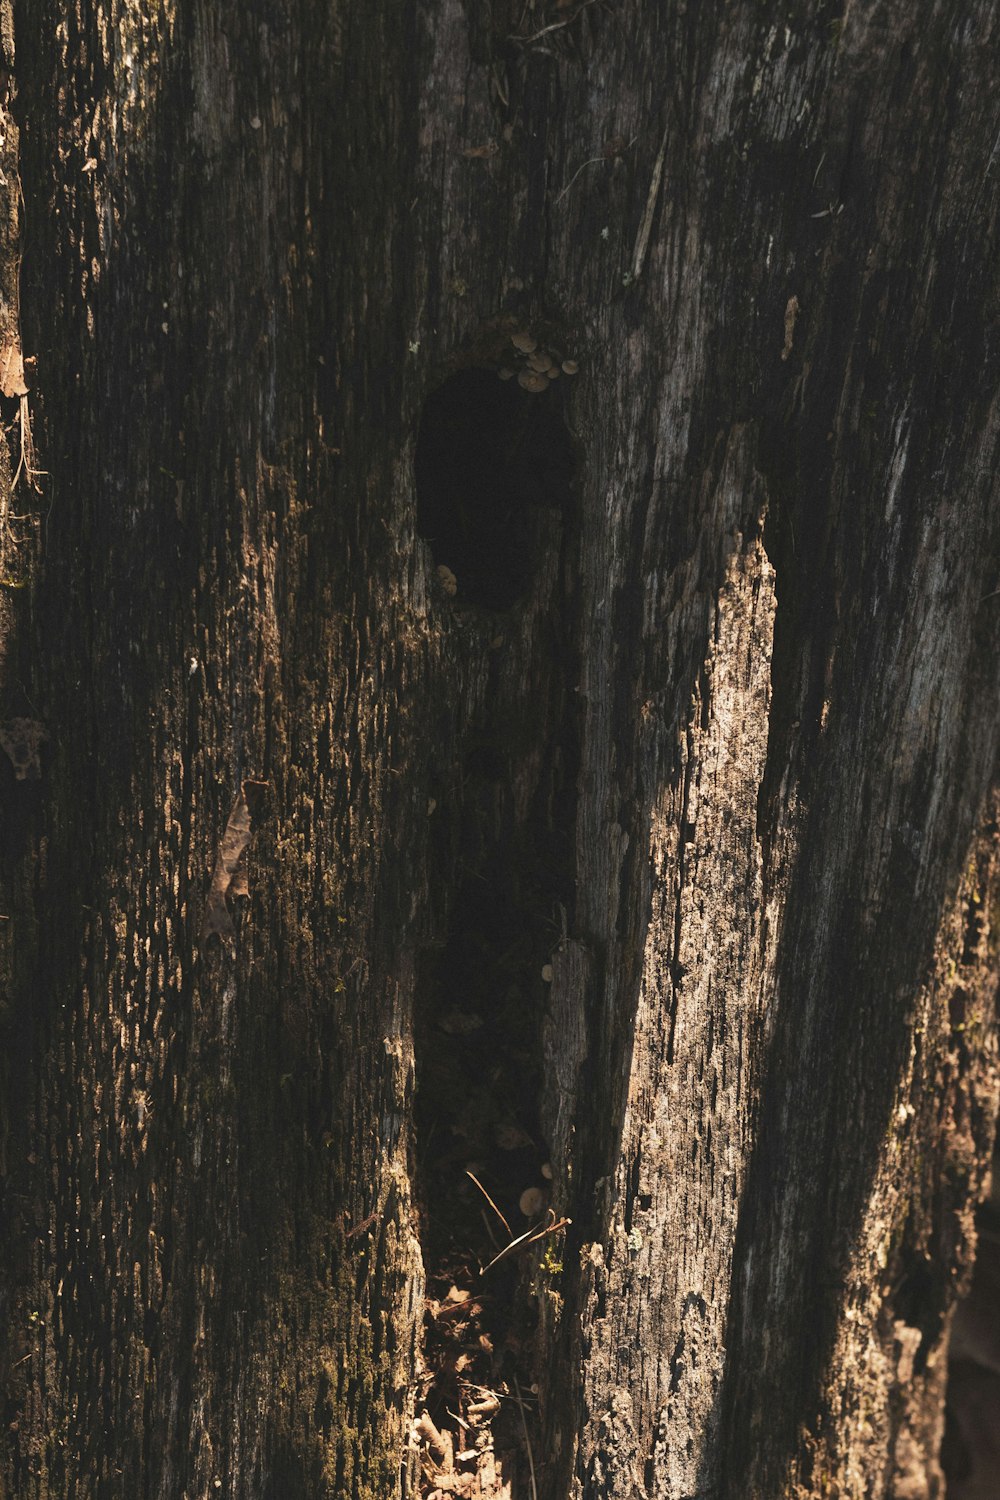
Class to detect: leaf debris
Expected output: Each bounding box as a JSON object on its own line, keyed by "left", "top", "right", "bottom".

{"left": 201, "top": 779, "right": 268, "bottom": 944}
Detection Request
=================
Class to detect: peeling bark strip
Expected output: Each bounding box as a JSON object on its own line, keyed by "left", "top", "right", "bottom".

{"left": 410, "top": 358, "right": 578, "bottom": 1492}
{"left": 1, "top": 0, "right": 999, "bottom": 1496}
{"left": 0, "top": 335, "right": 27, "bottom": 397}
{"left": 202, "top": 779, "right": 268, "bottom": 943}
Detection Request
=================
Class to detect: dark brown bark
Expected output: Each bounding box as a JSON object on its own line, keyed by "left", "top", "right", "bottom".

{"left": 0, "top": 2, "right": 997, "bottom": 1498}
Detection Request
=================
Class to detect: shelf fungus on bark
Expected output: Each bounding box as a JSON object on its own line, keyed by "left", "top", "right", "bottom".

{"left": 517, "top": 369, "right": 548, "bottom": 393}
{"left": 518, "top": 1185, "right": 545, "bottom": 1218}
{"left": 201, "top": 778, "right": 268, "bottom": 947}
{"left": 497, "top": 330, "right": 577, "bottom": 392}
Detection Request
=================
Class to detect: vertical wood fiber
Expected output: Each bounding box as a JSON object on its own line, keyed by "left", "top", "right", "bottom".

{"left": 0, "top": 1, "right": 996, "bottom": 1497}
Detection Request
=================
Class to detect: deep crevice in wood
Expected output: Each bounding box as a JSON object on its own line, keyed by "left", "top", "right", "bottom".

{"left": 410, "top": 367, "right": 580, "bottom": 1496}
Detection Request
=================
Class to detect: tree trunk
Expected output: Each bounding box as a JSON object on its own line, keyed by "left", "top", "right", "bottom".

{"left": 1, "top": 1, "right": 998, "bottom": 1497}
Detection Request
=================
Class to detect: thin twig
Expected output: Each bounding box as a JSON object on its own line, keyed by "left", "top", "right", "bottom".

{"left": 481, "top": 1224, "right": 538, "bottom": 1274}
{"left": 9, "top": 405, "right": 24, "bottom": 492}
{"left": 345, "top": 1211, "right": 379, "bottom": 1240}
{"left": 489, "top": 62, "right": 509, "bottom": 107}
{"left": 556, "top": 134, "right": 637, "bottom": 205}
{"left": 480, "top": 1207, "right": 503, "bottom": 1253}
{"left": 480, "top": 1211, "right": 571, "bottom": 1275}
{"left": 555, "top": 154, "right": 607, "bottom": 205}
{"left": 509, "top": 0, "right": 599, "bottom": 44}
{"left": 466, "top": 1170, "right": 511, "bottom": 1237}
{"left": 11, "top": 396, "right": 45, "bottom": 495}
{"left": 513, "top": 1375, "right": 538, "bottom": 1500}
{"left": 521, "top": 1214, "right": 571, "bottom": 1251}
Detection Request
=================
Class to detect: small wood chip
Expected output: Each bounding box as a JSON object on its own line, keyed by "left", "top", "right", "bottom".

{"left": 415, "top": 1410, "right": 449, "bottom": 1462}
{"left": 0, "top": 337, "right": 28, "bottom": 398}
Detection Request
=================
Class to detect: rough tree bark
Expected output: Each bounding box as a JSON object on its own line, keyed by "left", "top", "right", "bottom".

{"left": 0, "top": 1, "right": 997, "bottom": 1498}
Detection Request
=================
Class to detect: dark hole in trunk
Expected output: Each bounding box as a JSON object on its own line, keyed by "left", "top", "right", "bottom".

{"left": 415, "top": 368, "right": 575, "bottom": 611}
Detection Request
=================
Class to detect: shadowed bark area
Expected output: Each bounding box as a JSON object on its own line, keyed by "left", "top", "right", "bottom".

{"left": 0, "top": 2, "right": 997, "bottom": 1499}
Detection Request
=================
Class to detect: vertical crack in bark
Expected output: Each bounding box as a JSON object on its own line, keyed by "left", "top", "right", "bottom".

{"left": 410, "top": 366, "right": 578, "bottom": 1498}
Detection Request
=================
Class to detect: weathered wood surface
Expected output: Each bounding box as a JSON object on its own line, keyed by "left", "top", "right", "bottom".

{"left": 0, "top": 1, "right": 997, "bottom": 1497}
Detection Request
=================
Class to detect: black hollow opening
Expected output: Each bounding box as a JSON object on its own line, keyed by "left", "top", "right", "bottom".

{"left": 415, "top": 368, "right": 576, "bottom": 611}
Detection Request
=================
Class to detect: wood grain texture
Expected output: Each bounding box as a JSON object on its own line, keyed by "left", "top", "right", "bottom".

{"left": 0, "top": 0, "right": 996, "bottom": 1497}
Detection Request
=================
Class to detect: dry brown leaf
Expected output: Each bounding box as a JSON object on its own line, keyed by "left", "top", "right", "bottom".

{"left": 0, "top": 338, "right": 28, "bottom": 398}
{"left": 201, "top": 779, "right": 268, "bottom": 943}
{"left": 0, "top": 718, "right": 47, "bottom": 779}
{"left": 436, "top": 1298, "right": 482, "bottom": 1323}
